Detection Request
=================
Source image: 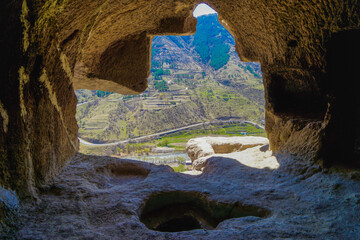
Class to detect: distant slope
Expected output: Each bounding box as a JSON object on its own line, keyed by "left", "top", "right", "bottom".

{"left": 75, "top": 14, "right": 265, "bottom": 143}
{"left": 193, "top": 14, "right": 232, "bottom": 69}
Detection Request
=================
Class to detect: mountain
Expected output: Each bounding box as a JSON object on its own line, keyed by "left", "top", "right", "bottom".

{"left": 75, "top": 14, "right": 265, "bottom": 144}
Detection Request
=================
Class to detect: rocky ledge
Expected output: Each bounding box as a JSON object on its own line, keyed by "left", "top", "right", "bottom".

{"left": 2, "top": 151, "right": 360, "bottom": 239}
{"left": 186, "top": 136, "right": 270, "bottom": 170}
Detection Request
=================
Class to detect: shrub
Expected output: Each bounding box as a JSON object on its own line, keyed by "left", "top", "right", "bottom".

{"left": 158, "top": 139, "right": 169, "bottom": 147}
{"left": 172, "top": 164, "right": 187, "bottom": 172}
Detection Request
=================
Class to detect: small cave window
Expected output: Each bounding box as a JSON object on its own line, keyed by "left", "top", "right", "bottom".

{"left": 75, "top": 3, "right": 266, "bottom": 172}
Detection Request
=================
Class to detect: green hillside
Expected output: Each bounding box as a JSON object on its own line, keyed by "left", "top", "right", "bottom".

{"left": 75, "top": 13, "right": 265, "bottom": 145}
{"left": 193, "top": 14, "right": 232, "bottom": 69}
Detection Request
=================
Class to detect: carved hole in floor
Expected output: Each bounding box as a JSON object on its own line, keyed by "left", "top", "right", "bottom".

{"left": 139, "top": 191, "right": 271, "bottom": 232}
{"left": 95, "top": 162, "right": 150, "bottom": 186}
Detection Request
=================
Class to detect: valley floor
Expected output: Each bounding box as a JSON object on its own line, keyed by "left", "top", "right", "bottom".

{"left": 78, "top": 121, "right": 266, "bottom": 156}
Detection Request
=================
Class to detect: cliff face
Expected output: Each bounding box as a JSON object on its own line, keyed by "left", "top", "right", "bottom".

{"left": 0, "top": 0, "right": 359, "bottom": 196}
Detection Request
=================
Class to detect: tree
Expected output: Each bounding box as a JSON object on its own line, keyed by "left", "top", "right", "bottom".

{"left": 202, "top": 71, "right": 206, "bottom": 78}
{"left": 116, "top": 147, "right": 121, "bottom": 155}
{"left": 144, "top": 148, "right": 150, "bottom": 155}
{"left": 96, "top": 90, "right": 112, "bottom": 98}
{"left": 158, "top": 139, "right": 169, "bottom": 147}
{"left": 155, "top": 80, "right": 169, "bottom": 92}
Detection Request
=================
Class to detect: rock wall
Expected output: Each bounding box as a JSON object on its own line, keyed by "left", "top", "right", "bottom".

{"left": 0, "top": 0, "right": 79, "bottom": 196}
{"left": 0, "top": 0, "right": 359, "bottom": 195}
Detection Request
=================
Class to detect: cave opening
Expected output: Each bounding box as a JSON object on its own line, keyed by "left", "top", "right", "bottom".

{"left": 74, "top": 3, "right": 266, "bottom": 172}
{"left": 3, "top": 1, "right": 360, "bottom": 238}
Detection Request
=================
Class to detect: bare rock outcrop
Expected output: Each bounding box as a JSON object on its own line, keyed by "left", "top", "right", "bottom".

{"left": 186, "top": 136, "right": 269, "bottom": 170}
{"left": 196, "top": 144, "right": 279, "bottom": 171}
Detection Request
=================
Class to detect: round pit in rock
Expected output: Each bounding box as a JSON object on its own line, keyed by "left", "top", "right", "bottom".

{"left": 139, "top": 191, "right": 271, "bottom": 232}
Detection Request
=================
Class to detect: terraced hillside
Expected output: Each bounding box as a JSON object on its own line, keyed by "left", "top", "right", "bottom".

{"left": 76, "top": 14, "right": 265, "bottom": 144}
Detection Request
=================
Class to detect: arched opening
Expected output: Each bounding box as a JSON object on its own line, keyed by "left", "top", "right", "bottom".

{"left": 74, "top": 3, "right": 268, "bottom": 172}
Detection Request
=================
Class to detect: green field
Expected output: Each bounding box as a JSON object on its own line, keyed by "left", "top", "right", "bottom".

{"left": 157, "top": 123, "right": 266, "bottom": 151}
{"left": 79, "top": 123, "right": 266, "bottom": 156}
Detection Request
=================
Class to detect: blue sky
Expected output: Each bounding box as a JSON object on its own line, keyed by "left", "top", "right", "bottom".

{"left": 193, "top": 3, "right": 217, "bottom": 18}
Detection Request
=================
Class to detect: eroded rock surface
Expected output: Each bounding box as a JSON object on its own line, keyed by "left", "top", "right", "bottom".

{"left": 2, "top": 153, "right": 359, "bottom": 239}
{"left": 186, "top": 136, "right": 270, "bottom": 170}
{"left": 194, "top": 145, "right": 279, "bottom": 171}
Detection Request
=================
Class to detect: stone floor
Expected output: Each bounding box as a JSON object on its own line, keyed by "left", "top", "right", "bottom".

{"left": 2, "top": 147, "right": 360, "bottom": 239}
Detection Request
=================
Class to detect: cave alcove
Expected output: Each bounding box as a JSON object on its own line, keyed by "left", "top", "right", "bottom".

{"left": 320, "top": 30, "right": 360, "bottom": 168}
